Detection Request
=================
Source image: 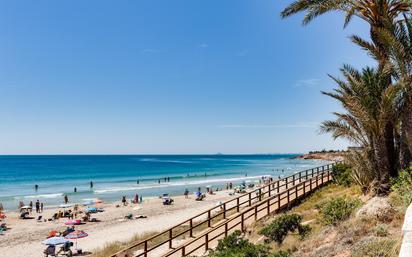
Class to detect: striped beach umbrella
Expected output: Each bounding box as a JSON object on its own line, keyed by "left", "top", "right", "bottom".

{"left": 65, "top": 230, "right": 88, "bottom": 250}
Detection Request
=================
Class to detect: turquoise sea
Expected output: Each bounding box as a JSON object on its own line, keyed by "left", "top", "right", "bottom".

{"left": 0, "top": 155, "right": 329, "bottom": 210}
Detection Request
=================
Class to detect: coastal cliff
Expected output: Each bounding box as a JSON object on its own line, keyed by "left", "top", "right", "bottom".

{"left": 295, "top": 151, "right": 346, "bottom": 162}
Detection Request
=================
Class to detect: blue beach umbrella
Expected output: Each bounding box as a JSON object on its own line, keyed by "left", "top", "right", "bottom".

{"left": 42, "top": 237, "right": 69, "bottom": 246}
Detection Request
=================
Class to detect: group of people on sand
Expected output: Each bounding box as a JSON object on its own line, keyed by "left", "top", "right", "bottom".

{"left": 120, "top": 194, "right": 144, "bottom": 206}
{"left": 18, "top": 200, "right": 44, "bottom": 213}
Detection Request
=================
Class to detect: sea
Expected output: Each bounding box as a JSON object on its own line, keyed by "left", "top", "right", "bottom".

{"left": 0, "top": 155, "right": 329, "bottom": 211}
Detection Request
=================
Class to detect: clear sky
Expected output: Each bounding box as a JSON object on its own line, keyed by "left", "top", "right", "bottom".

{"left": 0, "top": 0, "right": 374, "bottom": 154}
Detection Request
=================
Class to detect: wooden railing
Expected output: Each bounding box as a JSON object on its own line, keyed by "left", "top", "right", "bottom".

{"left": 111, "top": 163, "right": 337, "bottom": 257}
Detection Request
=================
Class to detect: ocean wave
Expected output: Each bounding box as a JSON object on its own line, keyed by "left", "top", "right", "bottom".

{"left": 93, "top": 175, "right": 271, "bottom": 194}
{"left": 14, "top": 193, "right": 63, "bottom": 200}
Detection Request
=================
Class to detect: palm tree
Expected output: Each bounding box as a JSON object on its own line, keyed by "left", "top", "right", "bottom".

{"left": 378, "top": 15, "right": 412, "bottom": 168}
{"left": 281, "top": 0, "right": 412, "bottom": 183}
{"left": 321, "top": 65, "right": 399, "bottom": 193}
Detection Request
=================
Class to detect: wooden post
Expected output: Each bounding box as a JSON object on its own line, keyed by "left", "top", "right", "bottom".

{"left": 205, "top": 234, "right": 209, "bottom": 251}
{"left": 311, "top": 169, "right": 314, "bottom": 177}
{"left": 303, "top": 180, "right": 306, "bottom": 195}
{"left": 144, "top": 241, "right": 148, "bottom": 257}
{"left": 277, "top": 194, "right": 281, "bottom": 210}
{"left": 169, "top": 229, "right": 173, "bottom": 248}
{"left": 207, "top": 210, "right": 211, "bottom": 227}
{"left": 249, "top": 193, "right": 252, "bottom": 206}
{"left": 292, "top": 174, "right": 295, "bottom": 186}
{"left": 295, "top": 185, "right": 298, "bottom": 199}
{"left": 299, "top": 173, "right": 302, "bottom": 183}
{"left": 285, "top": 177, "right": 288, "bottom": 189}
{"left": 189, "top": 219, "right": 193, "bottom": 237}
{"left": 182, "top": 246, "right": 185, "bottom": 256}
{"left": 259, "top": 189, "right": 262, "bottom": 201}
{"left": 321, "top": 173, "right": 324, "bottom": 184}
{"left": 305, "top": 170, "right": 308, "bottom": 179}
{"left": 255, "top": 206, "right": 258, "bottom": 220}
{"left": 316, "top": 176, "right": 319, "bottom": 187}
{"left": 223, "top": 203, "right": 226, "bottom": 219}
{"left": 267, "top": 200, "right": 270, "bottom": 214}
{"left": 237, "top": 198, "right": 240, "bottom": 212}
{"left": 225, "top": 223, "right": 228, "bottom": 237}
{"left": 268, "top": 186, "right": 271, "bottom": 197}
{"left": 310, "top": 178, "right": 312, "bottom": 191}
{"left": 277, "top": 180, "right": 280, "bottom": 193}
{"left": 241, "top": 213, "right": 245, "bottom": 232}
{"left": 287, "top": 189, "right": 290, "bottom": 203}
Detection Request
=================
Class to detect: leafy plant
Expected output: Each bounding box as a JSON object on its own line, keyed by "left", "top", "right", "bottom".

{"left": 374, "top": 224, "right": 389, "bottom": 237}
{"left": 352, "top": 238, "right": 398, "bottom": 257}
{"left": 259, "top": 214, "right": 311, "bottom": 244}
{"left": 332, "top": 163, "right": 353, "bottom": 187}
{"left": 390, "top": 165, "right": 412, "bottom": 208}
{"left": 318, "top": 197, "right": 361, "bottom": 225}
{"left": 271, "top": 250, "right": 291, "bottom": 257}
{"left": 207, "top": 230, "right": 271, "bottom": 257}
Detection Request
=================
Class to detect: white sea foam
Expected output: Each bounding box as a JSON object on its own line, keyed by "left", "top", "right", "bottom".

{"left": 93, "top": 175, "right": 271, "bottom": 194}
{"left": 15, "top": 193, "right": 63, "bottom": 200}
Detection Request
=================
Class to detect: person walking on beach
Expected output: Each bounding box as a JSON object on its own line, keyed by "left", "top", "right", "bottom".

{"left": 139, "top": 195, "right": 143, "bottom": 203}
{"left": 40, "top": 202, "right": 44, "bottom": 212}
{"left": 64, "top": 195, "right": 68, "bottom": 204}
{"left": 184, "top": 189, "right": 189, "bottom": 199}
{"left": 35, "top": 200, "right": 40, "bottom": 213}
{"left": 122, "top": 196, "right": 127, "bottom": 206}
{"left": 29, "top": 201, "right": 33, "bottom": 213}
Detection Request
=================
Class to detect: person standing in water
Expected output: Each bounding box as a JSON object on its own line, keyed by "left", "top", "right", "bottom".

{"left": 64, "top": 195, "right": 68, "bottom": 204}
{"left": 35, "top": 184, "right": 39, "bottom": 191}
{"left": 90, "top": 181, "right": 93, "bottom": 188}
{"left": 74, "top": 187, "right": 77, "bottom": 193}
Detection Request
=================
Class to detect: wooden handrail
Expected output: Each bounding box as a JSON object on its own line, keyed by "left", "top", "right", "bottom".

{"left": 162, "top": 169, "right": 333, "bottom": 257}
{"left": 110, "top": 162, "right": 338, "bottom": 257}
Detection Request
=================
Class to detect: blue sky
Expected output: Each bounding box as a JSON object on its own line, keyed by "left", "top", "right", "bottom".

{"left": 0, "top": 0, "right": 374, "bottom": 154}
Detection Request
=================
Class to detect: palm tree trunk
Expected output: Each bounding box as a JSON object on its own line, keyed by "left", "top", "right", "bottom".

{"left": 400, "top": 97, "right": 412, "bottom": 169}
{"left": 374, "top": 137, "right": 392, "bottom": 194}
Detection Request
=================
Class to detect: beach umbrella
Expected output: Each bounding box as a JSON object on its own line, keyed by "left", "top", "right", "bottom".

{"left": 42, "top": 237, "right": 69, "bottom": 246}
{"left": 65, "top": 230, "right": 88, "bottom": 250}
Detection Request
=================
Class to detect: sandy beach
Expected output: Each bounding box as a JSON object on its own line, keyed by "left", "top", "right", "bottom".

{"left": 0, "top": 190, "right": 237, "bottom": 257}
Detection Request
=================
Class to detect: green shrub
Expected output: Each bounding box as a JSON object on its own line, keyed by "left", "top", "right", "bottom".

{"left": 318, "top": 197, "right": 361, "bottom": 225}
{"left": 351, "top": 238, "right": 398, "bottom": 257}
{"left": 332, "top": 163, "right": 352, "bottom": 187}
{"left": 208, "top": 230, "right": 270, "bottom": 257}
{"left": 391, "top": 165, "right": 412, "bottom": 208}
{"left": 374, "top": 224, "right": 388, "bottom": 237}
{"left": 271, "top": 250, "right": 291, "bottom": 257}
{"left": 259, "top": 214, "right": 311, "bottom": 244}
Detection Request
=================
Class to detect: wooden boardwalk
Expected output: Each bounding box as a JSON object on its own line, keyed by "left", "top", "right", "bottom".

{"left": 112, "top": 163, "right": 336, "bottom": 257}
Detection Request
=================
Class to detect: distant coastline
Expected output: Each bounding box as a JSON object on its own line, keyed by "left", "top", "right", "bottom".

{"left": 294, "top": 150, "right": 346, "bottom": 162}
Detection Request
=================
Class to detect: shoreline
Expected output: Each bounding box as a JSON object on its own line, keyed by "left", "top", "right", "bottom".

{"left": 0, "top": 189, "right": 240, "bottom": 257}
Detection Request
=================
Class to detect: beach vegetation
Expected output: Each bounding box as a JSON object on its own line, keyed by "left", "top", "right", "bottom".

{"left": 259, "top": 214, "right": 311, "bottom": 244}
{"left": 317, "top": 196, "right": 361, "bottom": 225}
{"left": 207, "top": 230, "right": 271, "bottom": 257}
{"left": 331, "top": 162, "right": 353, "bottom": 187}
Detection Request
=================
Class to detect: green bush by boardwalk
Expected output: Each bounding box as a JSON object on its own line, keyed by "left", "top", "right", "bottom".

{"left": 259, "top": 214, "right": 311, "bottom": 244}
